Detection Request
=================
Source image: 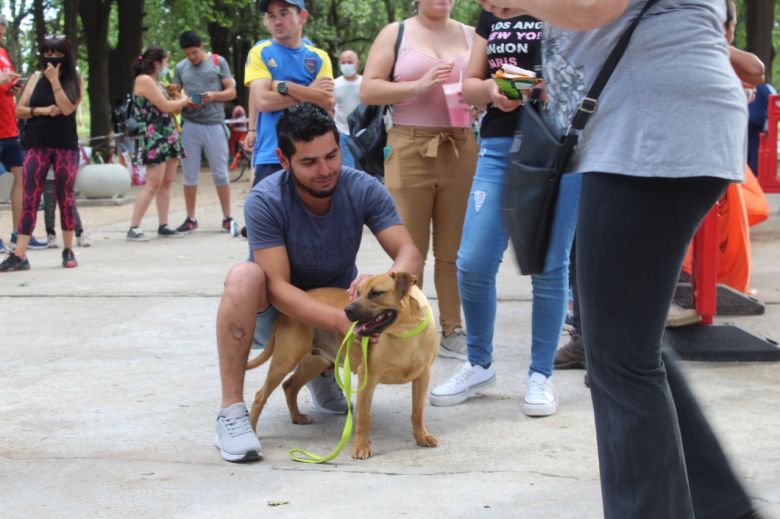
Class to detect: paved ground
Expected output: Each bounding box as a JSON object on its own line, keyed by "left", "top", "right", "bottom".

{"left": 1, "top": 174, "right": 779, "bottom": 518}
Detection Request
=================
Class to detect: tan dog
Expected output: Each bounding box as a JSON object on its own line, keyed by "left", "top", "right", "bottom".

{"left": 165, "top": 83, "right": 182, "bottom": 99}
{"left": 246, "top": 272, "right": 440, "bottom": 459}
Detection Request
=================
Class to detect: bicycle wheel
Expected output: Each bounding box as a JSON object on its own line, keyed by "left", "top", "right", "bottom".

{"left": 229, "top": 151, "right": 244, "bottom": 183}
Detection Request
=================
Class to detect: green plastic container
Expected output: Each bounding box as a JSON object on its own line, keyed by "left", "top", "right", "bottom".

{"left": 494, "top": 77, "right": 537, "bottom": 100}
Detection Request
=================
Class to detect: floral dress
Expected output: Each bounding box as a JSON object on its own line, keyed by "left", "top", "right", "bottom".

{"left": 134, "top": 84, "right": 185, "bottom": 165}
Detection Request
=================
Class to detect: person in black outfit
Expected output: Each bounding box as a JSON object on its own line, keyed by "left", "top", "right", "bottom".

{"left": 0, "top": 35, "right": 83, "bottom": 272}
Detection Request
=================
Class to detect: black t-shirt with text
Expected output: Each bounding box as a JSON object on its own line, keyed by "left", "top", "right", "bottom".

{"left": 477, "top": 11, "right": 542, "bottom": 138}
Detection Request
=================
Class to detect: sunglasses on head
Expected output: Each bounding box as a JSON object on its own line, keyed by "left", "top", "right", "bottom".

{"left": 44, "top": 34, "right": 66, "bottom": 41}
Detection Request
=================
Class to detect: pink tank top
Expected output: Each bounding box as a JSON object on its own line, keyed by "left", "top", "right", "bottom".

{"left": 392, "top": 23, "right": 473, "bottom": 128}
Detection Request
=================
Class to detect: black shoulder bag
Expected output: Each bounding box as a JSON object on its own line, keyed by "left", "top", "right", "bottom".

{"left": 346, "top": 22, "right": 405, "bottom": 178}
{"left": 503, "top": 0, "right": 659, "bottom": 275}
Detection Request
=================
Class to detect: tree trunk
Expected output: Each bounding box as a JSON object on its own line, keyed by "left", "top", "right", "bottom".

{"left": 64, "top": 0, "right": 80, "bottom": 58}
{"left": 78, "top": 0, "right": 113, "bottom": 159}
{"left": 385, "top": 0, "right": 396, "bottom": 24}
{"left": 33, "top": 0, "right": 46, "bottom": 52}
{"left": 232, "top": 36, "right": 252, "bottom": 109}
{"left": 6, "top": 0, "right": 29, "bottom": 73}
{"left": 745, "top": 0, "right": 775, "bottom": 82}
{"left": 207, "top": 18, "right": 232, "bottom": 118}
{"left": 108, "top": 0, "right": 145, "bottom": 109}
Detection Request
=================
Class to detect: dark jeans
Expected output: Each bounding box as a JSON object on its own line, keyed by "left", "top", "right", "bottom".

{"left": 252, "top": 163, "right": 282, "bottom": 187}
{"left": 577, "top": 172, "right": 753, "bottom": 519}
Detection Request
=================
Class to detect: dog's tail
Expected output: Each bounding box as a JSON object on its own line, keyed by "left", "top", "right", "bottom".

{"left": 246, "top": 335, "right": 275, "bottom": 370}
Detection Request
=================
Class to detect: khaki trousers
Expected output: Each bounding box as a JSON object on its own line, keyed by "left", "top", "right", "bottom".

{"left": 385, "top": 124, "right": 477, "bottom": 335}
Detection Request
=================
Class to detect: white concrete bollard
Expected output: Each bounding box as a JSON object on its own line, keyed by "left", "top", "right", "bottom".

{"left": 0, "top": 171, "right": 12, "bottom": 203}
{"left": 75, "top": 164, "right": 131, "bottom": 199}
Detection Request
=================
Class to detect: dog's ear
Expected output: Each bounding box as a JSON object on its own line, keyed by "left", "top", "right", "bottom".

{"left": 390, "top": 272, "right": 416, "bottom": 299}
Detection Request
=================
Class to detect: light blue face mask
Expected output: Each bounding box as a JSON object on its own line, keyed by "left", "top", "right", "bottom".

{"left": 160, "top": 66, "right": 170, "bottom": 78}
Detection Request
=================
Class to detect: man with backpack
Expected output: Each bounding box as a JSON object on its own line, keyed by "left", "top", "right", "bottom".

{"left": 244, "top": 0, "right": 334, "bottom": 187}
{"left": 171, "top": 31, "right": 239, "bottom": 236}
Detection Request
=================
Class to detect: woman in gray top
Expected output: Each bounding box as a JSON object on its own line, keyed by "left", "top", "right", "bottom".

{"left": 479, "top": 1, "right": 757, "bottom": 518}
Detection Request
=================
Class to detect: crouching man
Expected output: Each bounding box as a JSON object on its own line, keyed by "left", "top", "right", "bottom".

{"left": 213, "top": 102, "right": 422, "bottom": 462}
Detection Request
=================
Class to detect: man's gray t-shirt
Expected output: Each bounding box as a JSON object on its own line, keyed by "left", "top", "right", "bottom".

{"left": 173, "top": 54, "right": 233, "bottom": 125}
{"left": 244, "top": 167, "right": 402, "bottom": 290}
{"left": 542, "top": 0, "right": 746, "bottom": 181}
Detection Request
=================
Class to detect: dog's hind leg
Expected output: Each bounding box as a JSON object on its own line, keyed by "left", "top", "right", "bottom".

{"left": 282, "top": 354, "right": 331, "bottom": 425}
{"left": 411, "top": 369, "right": 438, "bottom": 447}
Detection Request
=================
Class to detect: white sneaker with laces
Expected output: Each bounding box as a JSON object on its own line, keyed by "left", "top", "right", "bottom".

{"left": 214, "top": 402, "right": 262, "bottom": 462}
{"left": 46, "top": 234, "right": 58, "bottom": 249}
{"left": 523, "top": 372, "right": 558, "bottom": 417}
{"left": 439, "top": 326, "right": 468, "bottom": 360}
{"left": 429, "top": 361, "right": 496, "bottom": 407}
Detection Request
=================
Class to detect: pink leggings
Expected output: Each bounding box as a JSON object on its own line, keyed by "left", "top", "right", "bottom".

{"left": 18, "top": 148, "right": 80, "bottom": 235}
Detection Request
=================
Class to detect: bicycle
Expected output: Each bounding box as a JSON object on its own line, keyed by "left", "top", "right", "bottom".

{"left": 229, "top": 142, "right": 251, "bottom": 183}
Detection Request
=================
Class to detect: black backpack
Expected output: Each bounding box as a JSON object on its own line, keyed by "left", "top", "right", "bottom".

{"left": 346, "top": 22, "right": 404, "bottom": 179}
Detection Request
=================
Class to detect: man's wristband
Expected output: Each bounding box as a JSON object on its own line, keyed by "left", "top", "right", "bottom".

{"left": 30, "top": 107, "right": 35, "bottom": 117}
{"left": 247, "top": 129, "right": 256, "bottom": 132}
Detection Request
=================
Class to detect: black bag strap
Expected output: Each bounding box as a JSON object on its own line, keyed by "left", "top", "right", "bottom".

{"left": 125, "top": 93, "right": 135, "bottom": 118}
{"left": 564, "top": 0, "right": 660, "bottom": 140}
{"left": 391, "top": 22, "right": 405, "bottom": 80}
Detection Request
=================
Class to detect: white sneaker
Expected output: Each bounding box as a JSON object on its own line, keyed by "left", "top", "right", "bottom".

{"left": 46, "top": 234, "right": 58, "bottom": 249}
{"left": 214, "top": 402, "right": 262, "bottom": 463}
{"left": 429, "top": 361, "right": 496, "bottom": 407}
{"left": 77, "top": 231, "right": 92, "bottom": 247}
{"left": 523, "top": 372, "right": 558, "bottom": 417}
{"left": 666, "top": 303, "right": 700, "bottom": 327}
{"left": 439, "top": 326, "right": 467, "bottom": 360}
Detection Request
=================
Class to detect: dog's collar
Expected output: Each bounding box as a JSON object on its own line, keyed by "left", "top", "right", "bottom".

{"left": 389, "top": 306, "right": 433, "bottom": 339}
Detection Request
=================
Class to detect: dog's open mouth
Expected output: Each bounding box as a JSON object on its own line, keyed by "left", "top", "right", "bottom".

{"left": 354, "top": 310, "right": 398, "bottom": 337}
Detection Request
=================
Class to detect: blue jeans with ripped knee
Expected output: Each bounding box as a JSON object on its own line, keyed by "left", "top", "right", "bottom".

{"left": 456, "top": 136, "right": 581, "bottom": 376}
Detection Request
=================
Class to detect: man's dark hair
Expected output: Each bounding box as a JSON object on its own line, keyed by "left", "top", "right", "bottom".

{"left": 179, "top": 31, "right": 202, "bottom": 49}
{"left": 277, "top": 103, "right": 340, "bottom": 159}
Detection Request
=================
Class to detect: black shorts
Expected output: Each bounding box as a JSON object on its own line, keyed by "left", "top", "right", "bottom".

{"left": 0, "top": 137, "right": 24, "bottom": 170}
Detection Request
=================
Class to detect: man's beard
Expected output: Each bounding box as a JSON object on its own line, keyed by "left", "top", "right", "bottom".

{"left": 290, "top": 165, "right": 339, "bottom": 199}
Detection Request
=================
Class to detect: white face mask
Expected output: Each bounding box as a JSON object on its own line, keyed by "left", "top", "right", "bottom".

{"left": 339, "top": 63, "right": 357, "bottom": 77}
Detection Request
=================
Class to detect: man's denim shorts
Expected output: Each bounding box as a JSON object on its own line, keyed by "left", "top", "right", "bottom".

{"left": 252, "top": 306, "right": 279, "bottom": 349}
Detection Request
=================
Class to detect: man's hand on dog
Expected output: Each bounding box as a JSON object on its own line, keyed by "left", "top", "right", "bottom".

{"left": 348, "top": 273, "right": 373, "bottom": 301}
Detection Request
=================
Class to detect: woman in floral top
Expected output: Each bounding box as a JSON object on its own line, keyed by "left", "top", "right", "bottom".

{"left": 126, "top": 46, "right": 190, "bottom": 241}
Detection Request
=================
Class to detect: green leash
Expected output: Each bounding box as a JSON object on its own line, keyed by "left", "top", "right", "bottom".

{"left": 289, "top": 321, "right": 369, "bottom": 463}
{"left": 288, "top": 305, "right": 433, "bottom": 464}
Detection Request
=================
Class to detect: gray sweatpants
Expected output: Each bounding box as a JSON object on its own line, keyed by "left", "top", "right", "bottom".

{"left": 180, "top": 121, "right": 229, "bottom": 187}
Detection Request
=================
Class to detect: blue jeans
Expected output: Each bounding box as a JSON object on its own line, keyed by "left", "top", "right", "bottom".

{"left": 457, "top": 137, "right": 581, "bottom": 376}
{"left": 339, "top": 133, "right": 356, "bottom": 169}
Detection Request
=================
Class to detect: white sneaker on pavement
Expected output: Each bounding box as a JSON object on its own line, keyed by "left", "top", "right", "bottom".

{"left": 429, "top": 361, "right": 496, "bottom": 407}
{"left": 439, "top": 326, "right": 468, "bottom": 360}
{"left": 214, "top": 402, "right": 262, "bottom": 462}
{"left": 522, "top": 372, "right": 558, "bottom": 417}
{"left": 77, "top": 231, "right": 92, "bottom": 247}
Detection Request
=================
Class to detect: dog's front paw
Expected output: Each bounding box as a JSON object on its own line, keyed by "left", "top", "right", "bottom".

{"left": 291, "top": 413, "right": 313, "bottom": 425}
{"left": 351, "top": 442, "right": 373, "bottom": 459}
{"left": 414, "top": 432, "right": 439, "bottom": 448}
